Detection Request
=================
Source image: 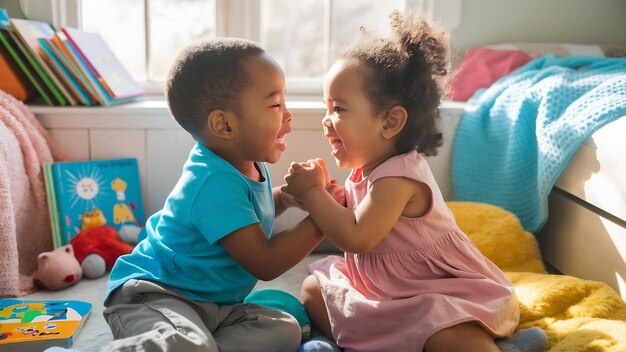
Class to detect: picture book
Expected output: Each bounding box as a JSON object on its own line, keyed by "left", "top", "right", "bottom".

{"left": 0, "top": 299, "right": 91, "bottom": 351}
{"left": 43, "top": 158, "right": 146, "bottom": 248}
{"left": 8, "top": 18, "right": 73, "bottom": 105}
{"left": 0, "top": 8, "right": 54, "bottom": 105}
{"left": 63, "top": 27, "right": 144, "bottom": 100}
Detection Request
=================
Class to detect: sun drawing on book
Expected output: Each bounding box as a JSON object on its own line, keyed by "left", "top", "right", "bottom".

{"left": 64, "top": 166, "right": 110, "bottom": 209}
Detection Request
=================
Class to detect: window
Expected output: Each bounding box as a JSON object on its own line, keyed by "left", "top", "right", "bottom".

{"left": 41, "top": 0, "right": 415, "bottom": 95}
{"left": 81, "top": 0, "right": 217, "bottom": 84}
{"left": 260, "top": 0, "right": 406, "bottom": 79}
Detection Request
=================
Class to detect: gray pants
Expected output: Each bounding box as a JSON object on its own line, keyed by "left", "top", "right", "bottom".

{"left": 101, "top": 279, "right": 301, "bottom": 352}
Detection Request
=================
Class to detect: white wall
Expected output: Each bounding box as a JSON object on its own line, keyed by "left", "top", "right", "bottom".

{"left": 448, "top": 0, "right": 626, "bottom": 61}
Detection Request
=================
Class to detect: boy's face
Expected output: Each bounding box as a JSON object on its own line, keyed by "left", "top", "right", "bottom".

{"left": 235, "top": 53, "right": 292, "bottom": 164}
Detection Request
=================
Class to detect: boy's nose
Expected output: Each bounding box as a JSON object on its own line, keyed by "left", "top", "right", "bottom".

{"left": 283, "top": 108, "right": 293, "bottom": 123}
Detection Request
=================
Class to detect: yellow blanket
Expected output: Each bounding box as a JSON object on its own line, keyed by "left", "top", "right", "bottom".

{"left": 448, "top": 202, "right": 626, "bottom": 352}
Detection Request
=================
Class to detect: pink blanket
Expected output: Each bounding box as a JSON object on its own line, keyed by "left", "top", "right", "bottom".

{"left": 0, "top": 90, "right": 67, "bottom": 297}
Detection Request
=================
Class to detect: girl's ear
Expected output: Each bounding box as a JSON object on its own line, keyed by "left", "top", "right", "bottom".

{"left": 381, "top": 105, "right": 407, "bottom": 139}
{"left": 207, "top": 109, "right": 235, "bottom": 139}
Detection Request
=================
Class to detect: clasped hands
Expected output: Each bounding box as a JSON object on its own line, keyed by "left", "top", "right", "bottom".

{"left": 281, "top": 158, "right": 346, "bottom": 209}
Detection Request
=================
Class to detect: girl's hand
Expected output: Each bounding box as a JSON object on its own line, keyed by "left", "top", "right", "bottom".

{"left": 283, "top": 159, "right": 327, "bottom": 200}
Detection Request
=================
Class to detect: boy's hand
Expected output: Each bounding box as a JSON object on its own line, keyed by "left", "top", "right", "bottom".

{"left": 326, "top": 180, "right": 347, "bottom": 207}
{"left": 283, "top": 159, "right": 327, "bottom": 200}
{"left": 281, "top": 180, "right": 345, "bottom": 210}
{"left": 279, "top": 190, "right": 306, "bottom": 210}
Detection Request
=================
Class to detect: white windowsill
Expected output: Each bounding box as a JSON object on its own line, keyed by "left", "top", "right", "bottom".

{"left": 30, "top": 97, "right": 465, "bottom": 130}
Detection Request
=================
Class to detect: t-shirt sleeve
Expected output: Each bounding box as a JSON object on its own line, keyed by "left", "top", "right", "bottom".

{"left": 191, "top": 173, "right": 259, "bottom": 244}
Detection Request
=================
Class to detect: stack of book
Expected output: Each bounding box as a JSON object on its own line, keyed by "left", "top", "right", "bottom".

{"left": 0, "top": 7, "right": 143, "bottom": 106}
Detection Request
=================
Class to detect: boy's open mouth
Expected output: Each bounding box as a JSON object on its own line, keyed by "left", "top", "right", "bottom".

{"left": 276, "top": 133, "right": 287, "bottom": 151}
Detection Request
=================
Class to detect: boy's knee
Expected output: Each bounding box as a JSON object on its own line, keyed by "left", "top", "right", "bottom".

{"left": 260, "top": 311, "right": 302, "bottom": 352}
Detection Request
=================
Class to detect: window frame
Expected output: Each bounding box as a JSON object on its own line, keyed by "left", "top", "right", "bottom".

{"left": 19, "top": 0, "right": 453, "bottom": 98}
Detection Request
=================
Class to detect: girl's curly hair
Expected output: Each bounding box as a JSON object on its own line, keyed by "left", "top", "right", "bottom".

{"left": 338, "top": 11, "right": 450, "bottom": 156}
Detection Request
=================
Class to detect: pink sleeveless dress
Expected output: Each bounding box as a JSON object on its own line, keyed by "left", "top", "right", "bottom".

{"left": 310, "top": 151, "right": 519, "bottom": 352}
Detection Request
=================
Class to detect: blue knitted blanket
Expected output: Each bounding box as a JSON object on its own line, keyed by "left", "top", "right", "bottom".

{"left": 451, "top": 56, "right": 626, "bottom": 233}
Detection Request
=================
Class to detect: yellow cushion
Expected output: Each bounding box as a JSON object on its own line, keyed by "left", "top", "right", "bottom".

{"left": 448, "top": 201, "right": 626, "bottom": 351}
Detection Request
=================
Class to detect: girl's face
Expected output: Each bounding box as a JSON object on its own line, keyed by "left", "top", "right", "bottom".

{"left": 322, "top": 60, "right": 394, "bottom": 175}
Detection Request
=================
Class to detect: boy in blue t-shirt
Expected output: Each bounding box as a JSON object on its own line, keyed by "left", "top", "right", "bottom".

{"left": 102, "top": 38, "right": 328, "bottom": 352}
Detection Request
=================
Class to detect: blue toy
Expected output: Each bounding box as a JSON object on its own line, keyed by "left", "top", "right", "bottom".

{"left": 244, "top": 289, "right": 311, "bottom": 340}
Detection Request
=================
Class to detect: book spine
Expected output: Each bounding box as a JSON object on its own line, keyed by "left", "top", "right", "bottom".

{"left": 49, "top": 34, "right": 99, "bottom": 103}
{"left": 0, "top": 30, "right": 54, "bottom": 105}
{"left": 59, "top": 34, "right": 113, "bottom": 105}
{"left": 53, "top": 164, "right": 74, "bottom": 246}
{"left": 43, "top": 163, "right": 64, "bottom": 248}
{"left": 38, "top": 38, "right": 93, "bottom": 106}
{"left": 6, "top": 26, "right": 69, "bottom": 106}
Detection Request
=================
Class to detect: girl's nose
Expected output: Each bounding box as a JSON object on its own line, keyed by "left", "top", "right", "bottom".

{"left": 322, "top": 116, "right": 332, "bottom": 127}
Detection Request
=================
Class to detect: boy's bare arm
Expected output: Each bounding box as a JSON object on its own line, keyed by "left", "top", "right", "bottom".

{"left": 219, "top": 217, "right": 323, "bottom": 281}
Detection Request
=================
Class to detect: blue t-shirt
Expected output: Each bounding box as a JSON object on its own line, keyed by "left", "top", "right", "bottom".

{"left": 105, "top": 143, "right": 274, "bottom": 303}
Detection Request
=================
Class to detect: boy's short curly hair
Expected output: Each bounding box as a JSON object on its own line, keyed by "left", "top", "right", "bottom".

{"left": 165, "top": 38, "right": 264, "bottom": 137}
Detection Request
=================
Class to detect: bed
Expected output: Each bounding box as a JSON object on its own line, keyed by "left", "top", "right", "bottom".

{"left": 443, "top": 43, "right": 626, "bottom": 300}
{"left": 537, "top": 115, "right": 626, "bottom": 299}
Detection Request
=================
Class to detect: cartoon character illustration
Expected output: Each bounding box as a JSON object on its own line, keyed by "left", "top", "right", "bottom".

{"left": 18, "top": 326, "right": 39, "bottom": 336}
{"left": 0, "top": 303, "right": 44, "bottom": 322}
{"left": 64, "top": 167, "right": 108, "bottom": 233}
{"left": 80, "top": 208, "right": 107, "bottom": 230}
{"left": 75, "top": 176, "right": 99, "bottom": 201}
{"left": 0, "top": 302, "right": 76, "bottom": 323}
{"left": 111, "top": 177, "right": 137, "bottom": 224}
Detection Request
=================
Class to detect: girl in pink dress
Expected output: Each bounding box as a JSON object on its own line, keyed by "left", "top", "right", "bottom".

{"left": 283, "top": 12, "right": 527, "bottom": 352}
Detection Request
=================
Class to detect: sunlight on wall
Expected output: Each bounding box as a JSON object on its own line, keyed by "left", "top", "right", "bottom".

{"left": 616, "top": 272, "right": 626, "bottom": 298}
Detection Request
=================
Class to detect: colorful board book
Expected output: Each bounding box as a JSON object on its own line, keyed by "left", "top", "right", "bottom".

{"left": 63, "top": 27, "right": 144, "bottom": 100}
{"left": 43, "top": 158, "right": 146, "bottom": 248}
{"left": 0, "top": 299, "right": 91, "bottom": 351}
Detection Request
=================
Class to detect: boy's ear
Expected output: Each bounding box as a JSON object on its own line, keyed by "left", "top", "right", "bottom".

{"left": 381, "top": 105, "right": 407, "bottom": 139}
{"left": 207, "top": 109, "right": 235, "bottom": 139}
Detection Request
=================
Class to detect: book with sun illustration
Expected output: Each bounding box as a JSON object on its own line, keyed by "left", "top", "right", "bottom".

{"left": 43, "top": 158, "right": 145, "bottom": 248}
{"left": 0, "top": 299, "right": 91, "bottom": 351}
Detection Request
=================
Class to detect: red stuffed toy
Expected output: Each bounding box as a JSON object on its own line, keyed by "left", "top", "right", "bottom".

{"left": 70, "top": 225, "right": 134, "bottom": 278}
